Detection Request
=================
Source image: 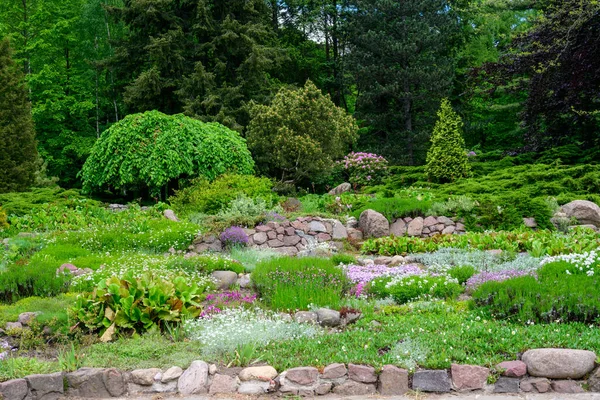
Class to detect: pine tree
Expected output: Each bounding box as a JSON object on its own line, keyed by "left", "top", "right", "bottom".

{"left": 0, "top": 38, "right": 38, "bottom": 193}
{"left": 425, "top": 99, "right": 470, "bottom": 183}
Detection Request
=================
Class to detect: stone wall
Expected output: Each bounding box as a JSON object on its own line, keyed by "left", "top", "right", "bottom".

{"left": 2, "top": 348, "right": 599, "bottom": 399}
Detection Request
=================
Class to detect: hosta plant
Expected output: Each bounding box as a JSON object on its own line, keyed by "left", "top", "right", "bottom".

{"left": 71, "top": 272, "right": 211, "bottom": 340}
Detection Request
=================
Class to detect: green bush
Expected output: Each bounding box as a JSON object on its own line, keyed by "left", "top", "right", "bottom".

{"left": 171, "top": 174, "right": 275, "bottom": 215}
{"left": 331, "top": 253, "right": 357, "bottom": 265}
{"left": 0, "top": 206, "right": 8, "bottom": 230}
{"left": 71, "top": 272, "right": 211, "bottom": 338}
{"left": 425, "top": 99, "right": 471, "bottom": 183}
{"left": 252, "top": 257, "right": 349, "bottom": 310}
{"left": 448, "top": 265, "right": 477, "bottom": 285}
{"left": 369, "top": 275, "right": 463, "bottom": 304}
{"left": 351, "top": 197, "right": 431, "bottom": 221}
{"left": 82, "top": 111, "right": 255, "bottom": 197}
{"left": 473, "top": 261, "right": 600, "bottom": 324}
{"left": 0, "top": 187, "right": 83, "bottom": 216}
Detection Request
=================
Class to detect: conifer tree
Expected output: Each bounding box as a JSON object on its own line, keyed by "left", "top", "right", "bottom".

{"left": 0, "top": 38, "right": 38, "bottom": 192}
{"left": 426, "top": 99, "right": 470, "bottom": 183}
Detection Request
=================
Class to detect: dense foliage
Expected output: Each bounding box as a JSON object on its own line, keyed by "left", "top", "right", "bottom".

{"left": 81, "top": 111, "right": 254, "bottom": 197}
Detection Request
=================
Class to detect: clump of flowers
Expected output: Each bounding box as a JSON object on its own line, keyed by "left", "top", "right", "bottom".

{"left": 343, "top": 264, "right": 423, "bottom": 297}
{"left": 540, "top": 251, "right": 599, "bottom": 276}
{"left": 465, "top": 269, "right": 534, "bottom": 292}
{"left": 264, "top": 211, "right": 287, "bottom": 223}
{"left": 338, "top": 152, "right": 388, "bottom": 187}
{"left": 220, "top": 226, "right": 249, "bottom": 248}
{"left": 200, "top": 291, "right": 257, "bottom": 317}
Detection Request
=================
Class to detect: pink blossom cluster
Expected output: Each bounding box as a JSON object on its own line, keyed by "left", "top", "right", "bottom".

{"left": 338, "top": 152, "right": 389, "bottom": 186}
{"left": 200, "top": 291, "right": 257, "bottom": 318}
{"left": 465, "top": 269, "right": 535, "bottom": 292}
{"left": 343, "top": 264, "right": 423, "bottom": 297}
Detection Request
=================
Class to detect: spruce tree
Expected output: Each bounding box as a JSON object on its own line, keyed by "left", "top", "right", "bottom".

{"left": 0, "top": 38, "right": 38, "bottom": 193}
{"left": 425, "top": 99, "right": 470, "bottom": 183}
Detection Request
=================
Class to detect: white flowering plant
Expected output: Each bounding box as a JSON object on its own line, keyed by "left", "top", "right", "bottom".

{"left": 540, "top": 251, "right": 599, "bottom": 277}
{"left": 369, "top": 274, "right": 462, "bottom": 304}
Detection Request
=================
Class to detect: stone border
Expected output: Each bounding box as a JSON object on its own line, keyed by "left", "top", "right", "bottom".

{"left": 2, "top": 349, "right": 600, "bottom": 399}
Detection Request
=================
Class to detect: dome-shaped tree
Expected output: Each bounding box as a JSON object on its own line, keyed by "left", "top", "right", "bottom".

{"left": 81, "top": 111, "right": 254, "bottom": 198}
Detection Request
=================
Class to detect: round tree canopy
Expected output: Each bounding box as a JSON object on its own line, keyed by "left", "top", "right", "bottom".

{"left": 81, "top": 111, "right": 254, "bottom": 196}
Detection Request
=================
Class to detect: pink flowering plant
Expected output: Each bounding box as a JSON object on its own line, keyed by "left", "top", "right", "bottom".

{"left": 343, "top": 264, "right": 423, "bottom": 297}
{"left": 220, "top": 226, "right": 249, "bottom": 248}
{"left": 338, "top": 152, "right": 389, "bottom": 187}
{"left": 200, "top": 291, "right": 257, "bottom": 318}
{"left": 465, "top": 269, "right": 535, "bottom": 293}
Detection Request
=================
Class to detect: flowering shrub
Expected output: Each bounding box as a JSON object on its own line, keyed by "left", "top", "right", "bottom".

{"left": 465, "top": 269, "right": 534, "bottom": 292}
{"left": 370, "top": 274, "right": 462, "bottom": 304}
{"left": 185, "top": 307, "right": 320, "bottom": 356}
{"left": 200, "top": 291, "right": 257, "bottom": 317}
{"left": 339, "top": 152, "right": 389, "bottom": 187}
{"left": 220, "top": 226, "right": 249, "bottom": 248}
{"left": 540, "top": 251, "right": 599, "bottom": 276}
{"left": 343, "top": 264, "right": 423, "bottom": 297}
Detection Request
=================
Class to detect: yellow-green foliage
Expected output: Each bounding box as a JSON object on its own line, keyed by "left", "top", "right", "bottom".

{"left": 0, "top": 206, "right": 7, "bottom": 229}
{"left": 426, "top": 99, "right": 471, "bottom": 182}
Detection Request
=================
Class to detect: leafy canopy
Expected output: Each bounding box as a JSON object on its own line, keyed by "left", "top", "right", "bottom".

{"left": 247, "top": 80, "right": 358, "bottom": 184}
{"left": 81, "top": 111, "right": 254, "bottom": 196}
{"left": 426, "top": 99, "right": 471, "bottom": 183}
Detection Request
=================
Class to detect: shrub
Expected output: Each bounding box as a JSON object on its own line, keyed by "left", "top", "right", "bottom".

{"left": 71, "top": 272, "right": 211, "bottom": 338}
{"left": 82, "top": 111, "right": 255, "bottom": 197}
{"left": 448, "top": 265, "right": 477, "bottom": 285}
{"left": 350, "top": 196, "right": 431, "bottom": 221}
{"left": 425, "top": 99, "right": 471, "bottom": 183}
{"left": 369, "top": 275, "right": 463, "bottom": 304}
{"left": 331, "top": 253, "right": 357, "bottom": 265}
{"left": 170, "top": 174, "right": 275, "bottom": 215}
{"left": 339, "top": 152, "right": 389, "bottom": 187}
{"left": 247, "top": 80, "right": 358, "bottom": 184}
{"left": 220, "top": 226, "right": 249, "bottom": 248}
{"left": 252, "top": 257, "right": 349, "bottom": 310}
{"left": 0, "top": 206, "right": 7, "bottom": 230}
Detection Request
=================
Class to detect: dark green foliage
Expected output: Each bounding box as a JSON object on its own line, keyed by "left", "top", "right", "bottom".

{"left": 81, "top": 111, "right": 254, "bottom": 197}
{"left": 448, "top": 265, "right": 477, "bottom": 286}
{"left": 252, "top": 257, "right": 348, "bottom": 310}
{"left": 0, "top": 38, "right": 39, "bottom": 192}
{"left": 331, "top": 253, "right": 357, "bottom": 266}
{"left": 348, "top": 0, "right": 459, "bottom": 164}
{"left": 0, "top": 187, "right": 84, "bottom": 216}
{"left": 170, "top": 174, "right": 275, "bottom": 215}
{"left": 369, "top": 275, "right": 463, "bottom": 304}
{"left": 350, "top": 197, "right": 432, "bottom": 221}
{"left": 473, "top": 261, "right": 600, "bottom": 324}
{"left": 426, "top": 99, "right": 471, "bottom": 182}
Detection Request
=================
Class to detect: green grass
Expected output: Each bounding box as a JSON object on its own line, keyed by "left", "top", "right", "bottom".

{"left": 0, "top": 294, "right": 75, "bottom": 328}
{"left": 0, "top": 357, "right": 61, "bottom": 382}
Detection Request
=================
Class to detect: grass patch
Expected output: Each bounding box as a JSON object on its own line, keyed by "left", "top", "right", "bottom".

{"left": 0, "top": 294, "right": 75, "bottom": 328}
{"left": 0, "top": 357, "right": 61, "bottom": 381}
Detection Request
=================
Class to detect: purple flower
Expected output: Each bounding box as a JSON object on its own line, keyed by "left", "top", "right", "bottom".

{"left": 220, "top": 226, "right": 249, "bottom": 248}
{"left": 343, "top": 264, "right": 423, "bottom": 297}
{"left": 467, "top": 151, "right": 477, "bottom": 157}
{"left": 265, "top": 211, "right": 287, "bottom": 223}
{"left": 466, "top": 269, "right": 535, "bottom": 292}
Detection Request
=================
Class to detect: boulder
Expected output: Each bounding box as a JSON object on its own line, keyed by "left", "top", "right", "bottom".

{"left": 267, "top": 239, "right": 284, "bottom": 248}
{"left": 0, "top": 379, "right": 29, "bottom": 400}
{"left": 496, "top": 360, "right": 527, "bottom": 377}
{"left": 322, "top": 363, "right": 347, "bottom": 379}
{"left": 239, "top": 366, "right": 277, "bottom": 381}
{"left": 520, "top": 377, "right": 551, "bottom": 393}
{"left": 5, "top": 322, "right": 23, "bottom": 330}
{"left": 238, "top": 274, "right": 252, "bottom": 288}
{"left": 332, "top": 381, "right": 376, "bottom": 395}
{"left": 315, "top": 382, "right": 332, "bottom": 395}
{"left": 374, "top": 256, "right": 392, "bottom": 265}
{"left": 377, "top": 365, "right": 408, "bottom": 395}
{"left": 253, "top": 232, "right": 268, "bottom": 245}
{"left": 285, "top": 367, "right": 319, "bottom": 385}
{"left": 103, "top": 368, "right": 126, "bottom": 397}
{"left": 389, "top": 219, "right": 407, "bottom": 236}
{"left": 26, "top": 372, "right": 64, "bottom": 400}
{"left": 522, "top": 348, "right": 596, "bottom": 379}
{"left": 552, "top": 380, "right": 584, "bottom": 393}
{"left": 493, "top": 377, "right": 520, "bottom": 393}
{"left": 423, "top": 216, "right": 438, "bottom": 227}
{"left": 274, "top": 246, "right": 299, "bottom": 256}
{"left": 358, "top": 210, "right": 390, "bottom": 238}
{"left": 348, "top": 364, "right": 376, "bottom": 383}
{"left": 437, "top": 216, "right": 455, "bottom": 226}
{"left": 161, "top": 366, "right": 183, "bottom": 383}
{"left": 178, "top": 360, "right": 209, "bottom": 394}
{"left": 389, "top": 255, "right": 405, "bottom": 266}
{"left": 237, "top": 381, "right": 270, "bottom": 395}
{"left": 589, "top": 367, "right": 600, "bottom": 391}
{"left": 331, "top": 220, "right": 348, "bottom": 240}
{"left": 412, "top": 370, "right": 451, "bottom": 392}
{"left": 211, "top": 271, "right": 238, "bottom": 290}
{"left": 316, "top": 308, "right": 341, "bottom": 327}
{"left": 209, "top": 374, "right": 238, "bottom": 394}
{"left": 407, "top": 217, "right": 424, "bottom": 237}
{"left": 294, "top": 311, "right": 318, "bottom": 324}
{"left": 308, "top": 221, "right": 327, "bottom": 233}
{"left": 347, "top": 228, "right": 363, "bottom": 241}
{"left": 560, "top": 200, "right": 600, "bottom": 227}
{"left": 329, "top": 182, "right": 352, "bottom": 195}
{"left": 346, "top": 217, "right": 358, "bottom": 229}
{"left": 442, "top": 225, "right": 456, "bottom": 235}
{"left": 163, "top": 209, "right": 179, "bottom": 222}
{"left": 451, "top": 364, "right": 489, "bottom": 391}
{"left": 131, "top": 368, "right": 161, "bottom": 386}
{"left": 283, "top": 235, "right": 301, "bottom": 246}
{"left": 66, "top": 368, "right": 113, "bottom": 398}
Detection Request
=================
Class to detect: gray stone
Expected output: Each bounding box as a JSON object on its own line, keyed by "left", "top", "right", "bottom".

{"left": 358, "top": 209, "right": 390, "bottom": 238}
{"left": 322, "top": 363, "right": 347, "bottom": 379}
{"left": 494, "top": 377, "right": 520, "bottom": 393}
{"left": 131, "top": 368, "right": 161, "bottom": 386}
{"left": 423, "top": 216, "right": 438, "bottom": 227}
{"left": 316, "top": 308, "right": 341, "bottom": 327}
{"left": 237, "top": 381, "right": 269, "bottom": 395}
{"left": 237, "top": 274, "right": 251, "bottom": 288}
{"left": 552, "top": 380, "right": 584, "bottom": 393}
{"left": 178, "top": 360, "right": 209, "bottom": 395}
{"left": 103, "top": 368, "right": 126, "bottom": 397}
{"left": 522, "top": 348, "right": 596, "bottom": 379}
{"left": 66, "top": 368, "right": 112, "bottom": 398}
{"left": 285, "top": 367, "right": 319, "bottom": 385}
{"left": 239, "top": 366, "right": 277, "bottom": 381}
{"left": 5, "top": 322, "right": 23, "bottom": 330}
{"left": 438, "top": 216, "right": 455, "bottom": 226}
{"left": 283, "top": 235, "right": 301, "bottom": 246}
{"left": 451, "top": 364, "right": 489, "bottom": 391}
{"left": 17, "top": 312, "right": 39, "bottom": 326}
{"left": 560, "top": 200, "right": 600, "bottom": 227}
{"left": 315, "top": 382, "right": 332, "bottom": 395}
{"left": 588, "top": 367, "right": 600, "bottom": 391}
{"left": 209, "top": 364, "right": 217, "bottom": 375}
{"left": 524, "top": 217, "right": 537, "bottom": 228}
{"left": 347, "top": 228, "right": 363, "bottom": 241}
{"left": 442, "top": 225, "right": 456, "bottom": 235}
{"left": 294, "top": 311, "right": 318, "bottom": 324}
{"left": 496, "top": 360, "right": 527, "bottom": 377}
{"left": 520, "top": 377, "right": 551, "bottom": 393}
{"left": 0, "top": 379, "right": 29, "bottom": 400}
{"left": 412, "top": 370, "right": 451, "bottom": 392}
{"left": 389, "top": 255, "right": 405, "bottom": 266}
{"left": 209, "top": 374, "right": 238, "bottom": 394}
{"left": 274, "top": 246, "right": 298, "bottom": 256}
{"left": 407, "top": 217, "right": 424, "bottom": 237}
{"left": 346, "top": 217, "right": 358, "bottom": 229}
{"left": 329, "top": 182, "right": 352, "bottom": 195}
{"left": 348, "top": 363, "right": 376, "bottom": 383}
{"left": 308, "top": 221, "right": 327, "bottom": 233}
{"left": 267, "top": 239, "right": 284, "bottom": 248}
{"left": 374, "top": 256, "right": 392, "bottom": 265}
{"left": 456, "top": 222, "right": 466, "bottom": 231}
{"left": 253, "top": 232, "right": 268, "bottom": 245}
{"left": 332, "top": 220, "right": 348, "bottom": 240}
{"left": 211, "top": 270, "right": 239, "bottom": 290}
{"left": 26, "top": 372, "right": 64, "bottom": 400}
{"left": 332, "top": 381, "right": 376, "bottom": 395}
{"left": 161, "top": 366, "right": 183, "bottom": 383}
{"left": 377, "top": 365, "right": 408, "bottom": 395}
{"left": 151, "top": 380, "right": 177, "bottom": 393}
{"left": 390, "top": 219, "right": 407, "bottom": 236}
{"left": 163, "top": 209, "right": 179, "bottom": 222}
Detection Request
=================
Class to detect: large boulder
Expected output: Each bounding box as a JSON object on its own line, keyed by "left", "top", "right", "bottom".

{"left": 560, "top": 200, "right": 600, "bottom": 227}
{"left": 178, "top": 360, "right": 209, "bottom": 394}
{"left": 329, "top": 182, "right": 352, "bottom": 195}
{"left": 522, "top": 348, "right": 596, "bottom": 379}
{"left": 407, "top": 217, "right": 424, "bottom": 237}
{"left": 358, "top": 210, "right": 390, "bottom": 238}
